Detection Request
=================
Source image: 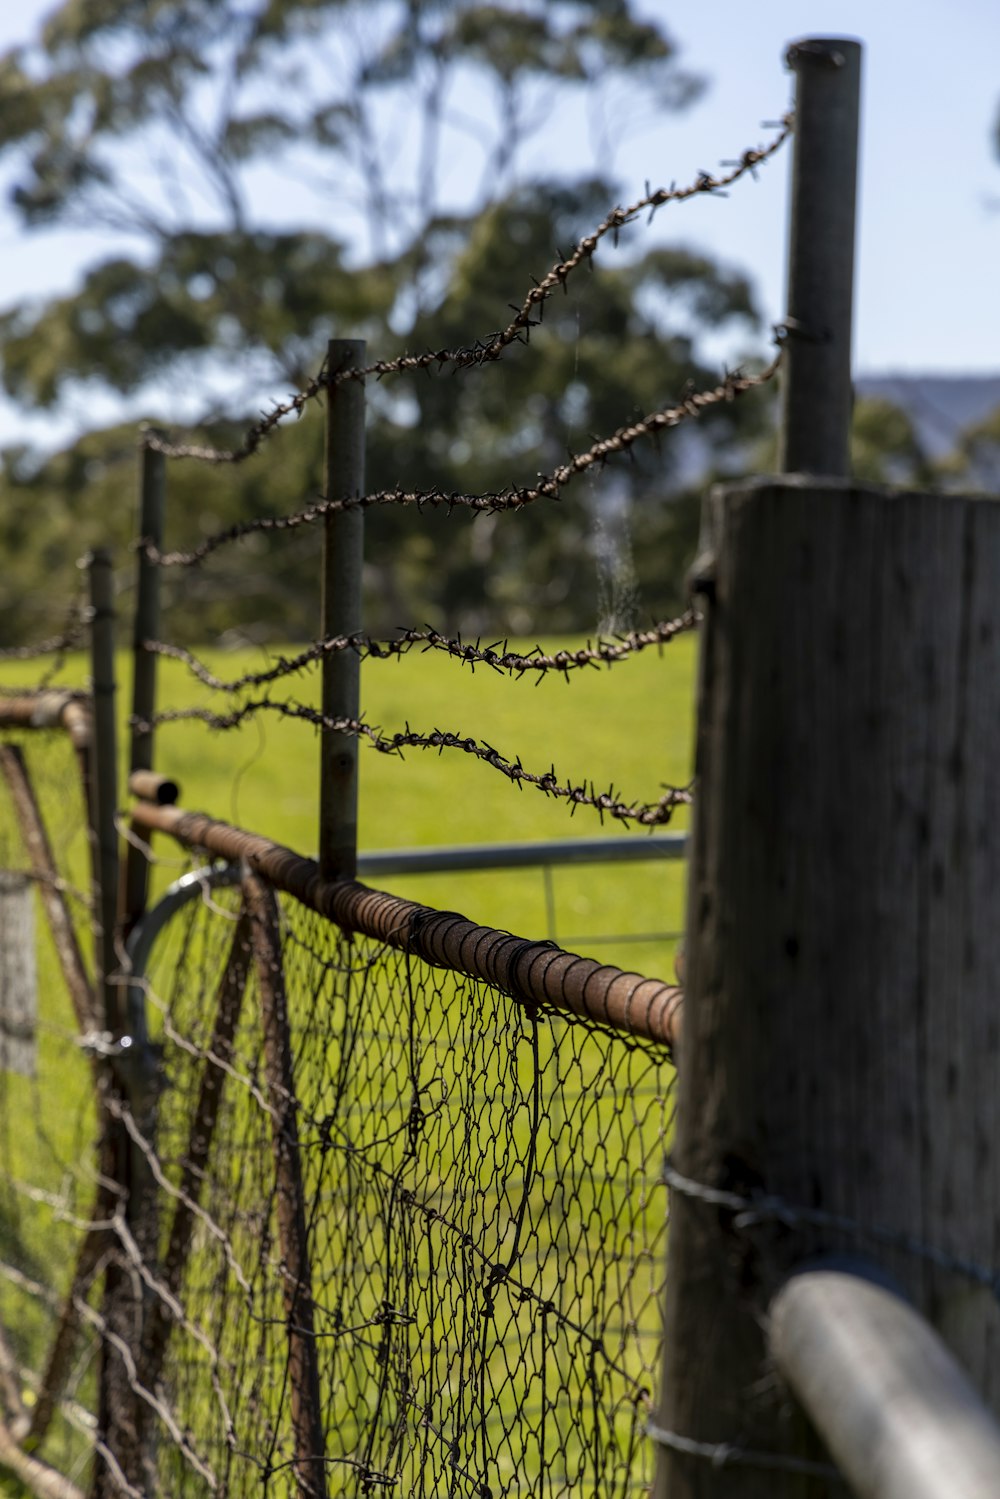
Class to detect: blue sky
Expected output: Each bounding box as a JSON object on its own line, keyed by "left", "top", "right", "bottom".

{"left": 0, "top": 1, "right": 997, "bottom": 448}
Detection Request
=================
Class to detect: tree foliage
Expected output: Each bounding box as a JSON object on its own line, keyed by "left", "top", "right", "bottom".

{"left": 0, "top": 0, "right": 778, "bottom": 644}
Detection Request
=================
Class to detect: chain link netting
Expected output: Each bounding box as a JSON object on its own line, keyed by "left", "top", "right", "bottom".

{"left": 125, "top": 869, "right": 675, "bottom": 1497}
{"left": 0, "top": 724, "right": 101, "bottom": 1488}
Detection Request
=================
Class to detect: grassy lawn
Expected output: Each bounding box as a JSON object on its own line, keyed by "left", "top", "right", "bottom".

{"left": 4, "top": 630, "right": 698, "bottom": 976}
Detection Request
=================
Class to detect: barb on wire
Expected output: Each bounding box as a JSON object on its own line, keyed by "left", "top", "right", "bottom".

{"left": 0, "top": 626, "right": 83, "bottom": 663}
{"left": 146, "top": 354, "right": 781, "bottom": 568}
{"left": 141, "top": 610, "right": 699, "bottom": 694}
{"left": 646, "top": 1422, "right": 840, "bottom": 1481}
{"left": 0, "top": 606, "right": 88, "bottom": 667}
{"left": 138, "top": 700, "right": 692, "bottom": 828}
{"left": 330, "top": 115, "right": 793, "bottom": 384}
{"left": 140, "top": 115, "right": 792, "bottom": 467}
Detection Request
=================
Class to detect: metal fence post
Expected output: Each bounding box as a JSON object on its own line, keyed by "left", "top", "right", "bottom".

{"left": 87, "top": 548, "right": 144, "bottom": 1497}
{"left": 87, "top": 548, "right": 121, "bottom": 1026}
{"left": 778, "top": 37, "right": 862, "bottom": 477}
{"left": 770, "top": 1266, "right": 1000, "bottom": 1499}
{"left": 319, "top": 339, "right": 365, "bottom": 881}
{"left": 122, "top": 434, "right": 166, "bottom": 935}
{"left": 654, "top": 39, "right": 865, "bottom": 1498}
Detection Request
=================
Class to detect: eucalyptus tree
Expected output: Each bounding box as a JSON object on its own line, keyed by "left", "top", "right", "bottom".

{"left": 0, "top": 1, "right": 775, "bottom": 640}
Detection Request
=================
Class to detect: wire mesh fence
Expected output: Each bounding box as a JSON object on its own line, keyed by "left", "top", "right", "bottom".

{"left": 0, "top": 99, "right": 803, "bottom": 1498}
{"left": 112, "top": 849, "right": 679, "bottom": 1498}
{"left": 0, "top": 717, "right": 682, "bottom": 1497}
{"left": 8, "top": 39, "right": 993, "bottom": 1499}
{"left": 0, "top": 712, "right": 103, "bottom": 1493}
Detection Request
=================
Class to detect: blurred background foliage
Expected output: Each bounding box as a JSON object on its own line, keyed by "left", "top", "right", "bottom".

{"left": 0, "top": 0, "right": 994, "bottom": 646}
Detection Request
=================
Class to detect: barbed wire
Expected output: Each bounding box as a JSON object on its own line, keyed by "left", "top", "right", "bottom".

{"left": 646, "top": 1422, "right": 840, "bottom": 1481}
{"left": 661, "top": 1159, "right": 1000, "bottom": 1297}
{"left": 141, "top": 610, "right": 699, "bottom": 694}
{"left": 0, "top": 588, "right": 88, "bottom": 672}
{"left": 139, "top": 115, "right": 792, "bottom": 467}
{"left": 139, "top": 700, "right": 692, "bottom": 827}
{"left": 0, "top": 625, "right": 84, "bottom": 663}
{"left": 145, "top": 353, "right": 781, "bottom": 568}
{"left": 331, "top": 118, "right": 794, "bottom": 386}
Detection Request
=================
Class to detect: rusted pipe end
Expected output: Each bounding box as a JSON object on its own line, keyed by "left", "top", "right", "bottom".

{"left": 128, "top": 770, "right": 180, "bottom": 805}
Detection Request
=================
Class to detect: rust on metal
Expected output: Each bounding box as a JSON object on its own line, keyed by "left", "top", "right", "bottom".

{"left": 139, "top": 910, "right": 253, "bottom": 1399}
{"left": 0, "top": 693, "right": 96, "bottom": 888}
{"left": 26, "top": 1182, "right": 114, "bottom": 1449}
{"left": 0, "top": 743, "right": 97, "bottom": 1032}
{"left": 243, "top": 873, "right": 328, "bottom": 1499}
{"left": 127, "top": 770, "right": 180, "bottom": 806}
{"left": 131, "top": 802, "right": 683, "bottom": 1053}
{"left": 0, "top": 693, "right": 91, "bottom": 751}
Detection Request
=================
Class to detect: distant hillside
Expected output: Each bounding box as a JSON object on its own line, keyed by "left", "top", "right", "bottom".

{"left": 856, "top": 374, "right": 1000, "bottom": 459}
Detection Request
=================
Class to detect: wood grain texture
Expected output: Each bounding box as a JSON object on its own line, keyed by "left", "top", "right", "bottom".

{"left": 656, "top": 477, "right": 1000, "bottom": 1497}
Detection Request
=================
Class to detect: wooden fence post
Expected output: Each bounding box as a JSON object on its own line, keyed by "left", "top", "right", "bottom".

{"left": 654, "top": 480, "right": 1000, "bottom": 1495}
{"left": 319, "top": 339, "right": 365, "bottom": 881}
{"left": 654, "top": 31, "right": 1000, "bottom": 1496}
{"left": 87, "top": 548, "right": 144, "bottom": 1498}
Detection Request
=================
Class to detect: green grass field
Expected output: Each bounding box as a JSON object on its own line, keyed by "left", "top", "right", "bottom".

{"left": 4, "top": 631, "right": 698, "bottom": 977}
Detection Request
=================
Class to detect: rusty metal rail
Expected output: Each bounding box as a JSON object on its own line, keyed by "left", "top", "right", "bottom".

{"left": 130, "top": 799, "right": 683, "bottom": 1052}
{"left": 0, "top": 693, "right": 91, "bottom": 750}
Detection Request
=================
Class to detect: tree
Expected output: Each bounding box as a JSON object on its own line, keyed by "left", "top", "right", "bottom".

{"left": 936, "top": 405, "right": 1000, "bottom": 492}
{"left": 850, "top": 396, "right": 937, "bottom": 488}
{"left": 0, "top": 0, "right": 777, "bottom": 643}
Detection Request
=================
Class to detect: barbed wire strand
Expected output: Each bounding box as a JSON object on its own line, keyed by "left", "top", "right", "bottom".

{"left": 0, "top": 585, "right": 88, "bottom": 670}
{"left": 146, "top": 353, "right": 781, "bottom": 568}
{"left": 141, "top": 610, "right": 699, "bottom": 695}
{"left": 141, "top": 116, "right": 792, "bottom": 467}
{"left": 646, "top": 1422, "right": 842, "bottom": 1481}
{"left": 662, "top": 1159, "right": 1000, "bottom": 1297}
{"left": 137, "top": 699, "right": 692, "bottom": 828}
{"left": 0, "top": 623, "right": 85, "bottom": 664}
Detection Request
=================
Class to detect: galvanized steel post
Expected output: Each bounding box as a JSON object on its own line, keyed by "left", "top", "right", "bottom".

{"left": 778, "top": 38, "right": 862, "bottom": 478}
{"left": 770, "top": 1267, "right": 1000, "bottom": 1499}
{"left": 319, "top": 339, "right": 365, "bottom": 881}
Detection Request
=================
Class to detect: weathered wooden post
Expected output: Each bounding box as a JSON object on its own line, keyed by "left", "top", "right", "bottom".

{"left": 319, "top": 339, "right": 365, "bottom": 880}
{"left": 653, "top": 35, "right": 1000, "bottom": 1497}
{"left": 656, "top": 472, "right": 1000, "bottom": 1495}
